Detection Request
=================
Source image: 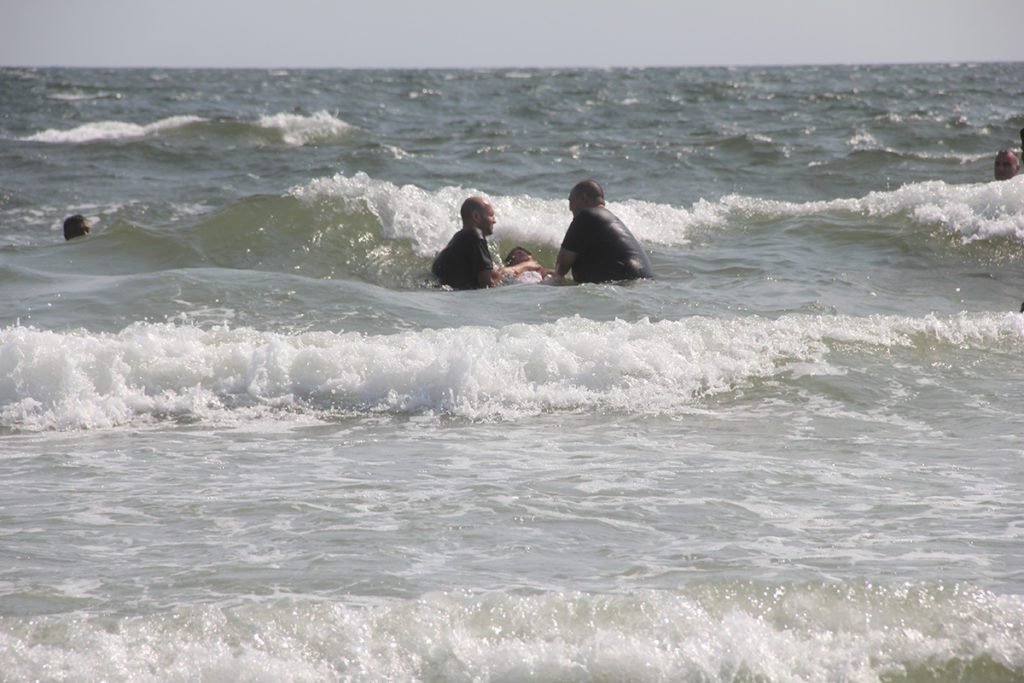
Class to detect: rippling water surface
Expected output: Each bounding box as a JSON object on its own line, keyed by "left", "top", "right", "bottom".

{"left": 1, "top": 64, "right": 1023, "bottom": 682}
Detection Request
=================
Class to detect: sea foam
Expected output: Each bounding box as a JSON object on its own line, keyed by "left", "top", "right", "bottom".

{"left": 21, "top": 111, "right": 352, "bottom": 147}
{"left": 2, "top": 312, "right": 1020, "bottom": 431}
{"left": 257, "top": 110, "right": 352, "bottom": 145}
{"left": 717, "top": 177, "right": 1024, "bottom": 242}
{"left": 1, "top": 583, "right": 1021, "bottom": 682}
{"left": 290, "top": 171, "right": 1024, "bottom": 261}
{"left": 290, "top": 172, "right": 700, "bottom": 255}
{"left": 23, "top": 115, "right": 205, "bottom": 143}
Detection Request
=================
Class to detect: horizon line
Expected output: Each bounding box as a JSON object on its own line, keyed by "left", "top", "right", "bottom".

{"left": 3, "top": 59, "right": 1022, "bottom": 71}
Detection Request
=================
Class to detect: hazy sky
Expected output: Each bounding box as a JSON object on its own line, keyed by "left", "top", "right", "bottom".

{"left": 2, "top": 0, "right": 1023, "bottom": 69}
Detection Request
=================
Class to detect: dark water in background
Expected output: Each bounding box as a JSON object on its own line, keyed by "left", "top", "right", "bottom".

{"left": 1, "top": 64, "right": 1023, "bottom": 681}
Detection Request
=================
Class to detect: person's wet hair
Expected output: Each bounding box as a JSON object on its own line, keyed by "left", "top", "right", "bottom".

{"left": 63, "top": 214, "right": 90, "bottom": 240}
{"left": 504, "top": 246, "right": 533, "bottom": 266}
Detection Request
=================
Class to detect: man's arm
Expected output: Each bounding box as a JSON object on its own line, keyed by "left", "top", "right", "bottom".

{"left": 555, "top": 248, "right": 577, "bottom": 277}
{"left": 478, "top": 268, "right": 503, "bottom": 288}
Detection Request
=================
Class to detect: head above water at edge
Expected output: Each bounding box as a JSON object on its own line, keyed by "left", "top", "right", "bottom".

{"left": 460, "top": 196, "right": 496, "bottom": 236}
{"left": 568, "top": 179, "right": 606, "bottom": 216}
{"left": 63, "top": 214, "right": 91, "bottom": 240}
{"left": 994, "top": 150, "right": 1020, "bottom": 181}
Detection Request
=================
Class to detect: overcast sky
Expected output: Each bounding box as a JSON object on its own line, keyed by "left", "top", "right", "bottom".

{"left": 2, "top": 0, "right": 1022, "bottom": 69}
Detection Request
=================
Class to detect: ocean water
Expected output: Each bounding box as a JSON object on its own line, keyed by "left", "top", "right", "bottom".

{"left": 1, "top": 64, "right": 1023, "bottom": 682}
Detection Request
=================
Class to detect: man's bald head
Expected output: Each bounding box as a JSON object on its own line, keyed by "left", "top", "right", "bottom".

{"left": 460, "top": 196, "right": 496, "bottom": 236}
{"left": 570, "top": 180, "right": 605, "bottom": 205}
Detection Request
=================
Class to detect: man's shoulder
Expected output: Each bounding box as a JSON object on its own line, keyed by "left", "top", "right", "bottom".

{"left": 578, "top": 206, "right": 610, "bottom": 218}
{"left": 445, "top": 226, "right": 481, "bottom": 246}
{"left": 579, "top": 206, "right": 619, "bottom": 223}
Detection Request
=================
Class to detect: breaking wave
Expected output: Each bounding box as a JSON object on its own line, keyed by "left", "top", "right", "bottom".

{"left": 2, "top": 312, "right": 1021, "bottom": 431}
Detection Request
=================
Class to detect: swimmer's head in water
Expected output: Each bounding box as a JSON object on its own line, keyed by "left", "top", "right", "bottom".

{"left": 504, "top": 246, "right": 533, "bottom": 266}
{"left": 994, "top": 149, "right": 1020, "bottom": 180}
{"left": 63, "top": 214, "right": 91, "bottom": 240}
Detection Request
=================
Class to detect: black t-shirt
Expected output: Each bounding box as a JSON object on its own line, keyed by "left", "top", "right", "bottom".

{"left": 431, "top": 226, "right": 494, "bottom": 290}
{"left": 560, "top": 207, "right": 653, "bottom": 283}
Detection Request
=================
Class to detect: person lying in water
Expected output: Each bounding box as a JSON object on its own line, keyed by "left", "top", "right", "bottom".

{"left": 502, "top": 246, "right": 557, "bottom": 284}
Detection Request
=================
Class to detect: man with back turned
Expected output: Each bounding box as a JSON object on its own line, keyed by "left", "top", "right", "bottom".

{"left": 555, "top": 180, "right": 653, "bottom": 283}
{"left": 432, "top": 196, "right": 544, "bottom": 289}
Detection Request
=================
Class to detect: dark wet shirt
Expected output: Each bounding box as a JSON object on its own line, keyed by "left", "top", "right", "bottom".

{"left": 561, "top": 207, "right": 653, "bottom": 283}
{"left": 431, "top": 226, "right": 494, "bottom": 290}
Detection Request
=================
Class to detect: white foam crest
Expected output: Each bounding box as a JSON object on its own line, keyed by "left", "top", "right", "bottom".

{"left": 878, "top": 177, "right": 1024, "bottom": 242}
{"left": 911, "top": 150, "right": 991, "bottom": 164}
{"left": 1, "top": 584, "right": 1020, "bottom": 681}
{"left": 720, "top": 176, "right": 1024, "bottom": 242}
{"left": 847, "top": 129, "right": 880, "bottom": 151}
{"left": 23, "top": 115, "right": 204, "bottom": 144}
{"left": 290, "top": 172, "right": 700, "bottom": 255}
{"left": 257, "top": 110, "right": 352, "bottom": 145}
{"left": 47, "top": 91, "right": 121, "bottom": 102}
{"left": 290, "top": 172, "right": 472, "bottom": 255}
{"left": 2, "top": 312, "right": 1020, "bottom": 431}
{"left": 611, "top": 197, "right": 714, "bottom": 244}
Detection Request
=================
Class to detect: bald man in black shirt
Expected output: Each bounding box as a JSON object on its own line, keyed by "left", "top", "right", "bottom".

{"left": 432, "top": 196, "right": 545, "bottom": 289}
